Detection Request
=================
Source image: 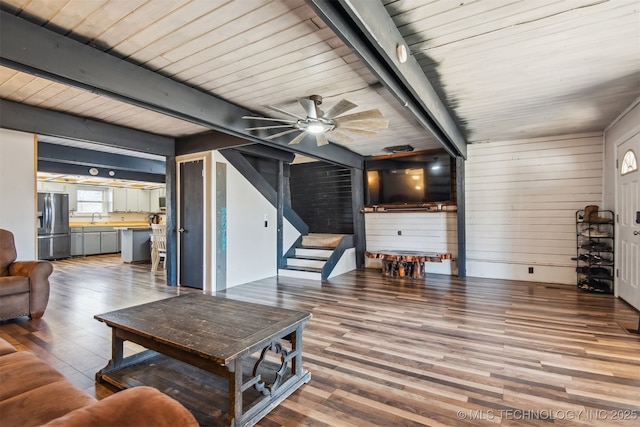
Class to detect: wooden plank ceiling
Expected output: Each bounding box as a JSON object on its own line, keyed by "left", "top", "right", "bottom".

{"left": 0, "top": 0, "right": 638, "bottom": 160}
{"left": 385, "top": 0, "right": 640, "bottom": 143}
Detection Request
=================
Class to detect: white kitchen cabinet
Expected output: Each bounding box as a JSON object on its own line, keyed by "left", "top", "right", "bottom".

{"left": 110, "top": 188, "right": 127, "bottom": 212}
{"left": 74, "top": 227, "right": 119, "bottom": 255}
{"left": 100, "top": 231, "right": 118, "bottom": 253}
{"left": 67, "top": 183, "right": 77, "bottom": 212}
{"left": 70, "top": 229, "right": 83, "bottom": 256}
{"left": 38, "top": 182, "right": 67, "bottom": 192}
{"left": 138, "top": 189, "right": 150, "bottom": 212}
{"left": 83, "top": 232, "right": 101, "bottom": 255}
{"left": 125, "top": 188, "right": 139, "bottom": 212}
{"left": 149, "top": 188, "right": 160, "bottom": 213}
{"left": 110, "top": 188, "right": 151, "bottom": 212}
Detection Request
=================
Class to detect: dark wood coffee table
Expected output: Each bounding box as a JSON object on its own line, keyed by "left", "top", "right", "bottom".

{"left": 95, "top": 293, "right": 311, "bottom": 427}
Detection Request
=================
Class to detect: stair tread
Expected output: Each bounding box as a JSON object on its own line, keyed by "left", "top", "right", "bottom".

{"left": 300, "top": 245, "right": 335, "bottom": 250}
{"left": 282, "top": 265, "right": 323, "bottom": 273}
{"left": 289, "top": 255, "right": 329, "bottom": 261}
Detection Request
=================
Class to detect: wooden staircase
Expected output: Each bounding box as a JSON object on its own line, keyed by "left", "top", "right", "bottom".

{"left": 278, "top": 234, "right": 355, "bottom": 281}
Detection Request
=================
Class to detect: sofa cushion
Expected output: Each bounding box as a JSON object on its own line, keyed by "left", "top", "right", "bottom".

{"left": 0, "top": 229, "right": 17, "bottom": 277}
{"left": 0, "top": 276, "right": 30, "bottom": 296}
{"left": 0, "top": 338, "right": 199, "bottom": 427}
{"left": 0, "top": 352, "right": 74, "bottom": 401}
{"left": 41, "top": 386, "right": 200, "bottom": 427}
{"left": 0, "top": 380, "right": 97, "bottom": 427}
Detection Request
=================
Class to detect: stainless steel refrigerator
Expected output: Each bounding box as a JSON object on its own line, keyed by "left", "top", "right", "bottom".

{"left": 37, "top": 192, "right": 70, "bottom": 260}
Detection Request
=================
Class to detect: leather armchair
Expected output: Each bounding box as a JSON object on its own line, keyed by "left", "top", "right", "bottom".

{"left": 0, "top": 229, "right": 53, "bottom": 320}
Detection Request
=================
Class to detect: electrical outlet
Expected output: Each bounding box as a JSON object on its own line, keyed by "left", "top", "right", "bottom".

{"left": 528, "top": 267, "right": 534, "bottom": 274}
{"left": 397, "top": 230, "right": 402, "bottom": 235}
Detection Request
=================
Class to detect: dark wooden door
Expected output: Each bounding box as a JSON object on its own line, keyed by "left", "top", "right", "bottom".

{"left": 179, "top": 159, "right": 204, "bottom": 289}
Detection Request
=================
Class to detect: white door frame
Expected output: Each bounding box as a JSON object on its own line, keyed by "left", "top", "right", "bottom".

{"left": 614, "top": 131, "right": 640, "bottom": 311}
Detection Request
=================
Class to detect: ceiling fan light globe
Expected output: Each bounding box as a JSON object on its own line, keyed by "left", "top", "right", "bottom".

{"left": 307, "top": 124, "right": 326, "bottom": 134}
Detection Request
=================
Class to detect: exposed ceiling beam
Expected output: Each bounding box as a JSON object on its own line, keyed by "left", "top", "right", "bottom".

{"left": 0, "top": 11, "right": 363, "bottom": 169}
{"left": 306, "top": 0, "right": 467, "bottom": 158}
{"left": 176, "top": 130, "right": 253, "bottom": 155}
{"left": 0, "top": 99, "right": 174, "bottom": 157}
{"left": 38, "top": 142, "right": 166, "bottom": 175}
{"left": 178, "top": 131, "right": 297, "bottom": 165}
{"left": 37, "top": 161, "right": 165, "bottom": 183}
{"left": 231, "top": 145, "right": 296, "bottom": 164}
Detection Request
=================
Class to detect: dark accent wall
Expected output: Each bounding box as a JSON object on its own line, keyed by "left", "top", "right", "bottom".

{"left": 290, "top": 162, "right": 354, "bottom": 234}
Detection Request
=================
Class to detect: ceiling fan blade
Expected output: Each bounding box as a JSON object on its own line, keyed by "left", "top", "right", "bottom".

{"left": 334, "top": 108, "right": 385, "bottom": 123}
{"left": 298, "top": 97, "right": 318, "bottom": 118}
{"left": 315, "top": 133, "right": 329, "bottom": 146}
{"left": 246, "top": 124, "right": 295, "bottom": 131}
{"left": 335, "top": 118, "right": 390, "bottom": 130}
{"left": 266, "top": 105, "right": 304, "bottom": 120}
{"left": 264, "top": 129, "right": 300, "bottom": 140}
{"left": 322, "top": 99, "right": 357, "bottom": 119}
{"left": 242, "top": 116, "right": 297, "bottom": 124}
{"left": 337, "top": 127, "right": 378, "bottom": 137}
{"left": 288, "top": 132, "right": 308, "bottom": 145}
{"left": 327, "top": 130, "right": 353, "bottom": 144}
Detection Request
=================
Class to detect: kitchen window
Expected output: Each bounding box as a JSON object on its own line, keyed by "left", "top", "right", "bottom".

{"left": 76, "top": 187, "right": 108, "bottom": 214}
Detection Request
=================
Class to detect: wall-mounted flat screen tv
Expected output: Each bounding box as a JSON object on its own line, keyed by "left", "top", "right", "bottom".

{"left": 365, "top": 152, "right": 452, "bottom": 205}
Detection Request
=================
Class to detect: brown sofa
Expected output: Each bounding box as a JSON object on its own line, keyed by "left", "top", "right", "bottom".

{"left": 0, "top": 229, "right": 53, "bottom": 320}
{"left": 0, "top": 337, "right": 199, "bottom": 426}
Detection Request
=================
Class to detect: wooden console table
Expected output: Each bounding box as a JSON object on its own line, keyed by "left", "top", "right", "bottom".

{"left": 365, "top": 250, "right": 452, "bottom": 279}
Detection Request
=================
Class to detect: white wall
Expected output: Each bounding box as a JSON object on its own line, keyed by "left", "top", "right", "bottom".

{"left": 364, "top": 211, "right": 458, "bottom": 275}
{"left": 465, "top": 133, "right": 605, "bottom": 284}
{"left": 214, "top": 152, "right": 299, "bottom": 289}
{"left": 0, "top": 128, "right": 37, "bottom": 259}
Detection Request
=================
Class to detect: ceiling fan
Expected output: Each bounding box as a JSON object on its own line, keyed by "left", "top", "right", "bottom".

{"left": 243, "top": 95, "right": 389, "bottom": 146}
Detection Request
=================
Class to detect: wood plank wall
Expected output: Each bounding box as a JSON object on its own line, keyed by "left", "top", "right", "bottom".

{"left": 465, "top": 132, "right": 604, "bottom": 284}
{"left": 290, "top": 162, "right": 353, "bottom": 234}
{"left": 364, "top": 211, "right": 458, "bottom": 275}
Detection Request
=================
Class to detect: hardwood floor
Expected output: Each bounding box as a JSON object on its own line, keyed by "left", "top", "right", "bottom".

{"left": 2, "top": 255, "right": 639, "bottom": 426}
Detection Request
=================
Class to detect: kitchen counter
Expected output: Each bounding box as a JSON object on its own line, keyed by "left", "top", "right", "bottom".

{"left": 69, "top": 225, "right": 120, "bottom": 256}
{"left": 119, "top": 228, "right": 153, "bottom": 264}
{"left": 113, "top": 226, "right": 152, "bottom": 231}
{"left": 69, "top": 222, "right": 149, "bottom": 228}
